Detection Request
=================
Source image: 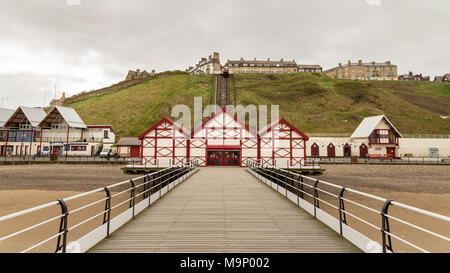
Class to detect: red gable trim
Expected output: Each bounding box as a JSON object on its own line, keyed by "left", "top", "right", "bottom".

{"left": 191, "top": 107, "right": 258, "bottom": 138}
{"left": 259, "top": 118, "right": 309, "bottom": 141}
{"left": 4, "top": 107, "right": 29, "bottom": 128}
{"left": 138, "top": 117, "right": 189, "bottom": 140}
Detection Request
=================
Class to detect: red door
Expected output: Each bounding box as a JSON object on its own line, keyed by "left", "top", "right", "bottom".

{"left": 386, "top": 147, "right": 395, "bottom": 158}
{"left": 130, "top": 146, "right": 140, "bottom": 157}
{"left": 343, "top": 143, "right": 351, "bottom": 157}
{"left": 207, "top": 150, "right": 240, "bottom": 166}
{"left": 359, "top": 144, "right": 368, "bottom": 157}
{"left": 311, "top": 143, "right": 319, "bottom": 157}
{"left": 327, "top": 143, "right": 335, "bottom": 157}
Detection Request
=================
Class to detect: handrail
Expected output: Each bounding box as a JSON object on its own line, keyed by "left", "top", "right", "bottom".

{"left": 0, "top": 160, "right": 199, "bottom": 253}
{"left": 246, "top": 160, "right": 450, "bottom": 253}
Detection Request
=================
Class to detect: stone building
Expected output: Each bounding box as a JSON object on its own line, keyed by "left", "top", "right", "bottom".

{"left": 298, "top": 64, "right": 322, "bottom": 73}
{"left": 189, "top": 52, "right": 222, "bottom": 75}
{"left": 225, "top": 58, "right": 298, "bottom": 74}
{"left": 49, "top": 93, "right": 66, "bottom": 108}
{"left": 433, "top": 73, "right": 450, "bottom": 82}
{"left": 398, "top": 71, "right": 430, "bottom": 81}
{"left": 125, "top": 69, "right": 155, "bottom": 81}
{"left": 323, "top": 60, "right": 398, "bottom": 81}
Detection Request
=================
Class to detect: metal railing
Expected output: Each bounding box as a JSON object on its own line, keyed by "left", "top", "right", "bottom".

{"left": 307, "top": 156, "right": 450, "bottom": 165}
{"left": 0, "top": 160, "right": 198, "bottom": 253}
{"left": 246, "top": 160, "right": 450, "bottom": 253}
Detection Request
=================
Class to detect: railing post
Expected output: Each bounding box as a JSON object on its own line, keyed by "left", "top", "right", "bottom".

{"left": 338, "top": 187, "right": 347, "bottom": 237}
{"left": 313, "top": 179, "right": 320, "bottom": 218}
{"left": 55, "top": 199, "right": 69, "bottom": 253}
{"left": 381, "top": 200, "right": 393, "bottom": 253}
{"left": 129, "top": 179, "right": 136, "bottom": 219}
{"left": 103, "top": 187, "right": 111, "bottom": 238}
{"left": 148, "top": 174, "right": 153, "bottom": 207}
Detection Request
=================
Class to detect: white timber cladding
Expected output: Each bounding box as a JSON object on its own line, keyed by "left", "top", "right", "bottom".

{"left": 259, "top": 119, "right": 308, "bottom": 168}
{"left": 139, "top": 108, "right": 308, "bottom": 168}
{"left": 190, "top": 108, "right": 258, "bottom": 167}
{"left": 140, "top": 118, "right": 189, "bottom": 167}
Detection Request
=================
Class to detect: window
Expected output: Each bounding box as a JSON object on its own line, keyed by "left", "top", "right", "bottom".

{"left": 71, "top": 146, "right": 87, "bottom": 151}
{"left": 104, "top": 130, "right": 109, "bottom": 139}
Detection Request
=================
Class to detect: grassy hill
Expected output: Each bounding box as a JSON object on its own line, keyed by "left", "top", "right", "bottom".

{"left": 65, "top": 73, "right": 450, "bottom": 138}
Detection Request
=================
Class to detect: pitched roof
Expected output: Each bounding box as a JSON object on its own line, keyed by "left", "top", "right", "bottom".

{"left": 434, "top": 76, "right": 444, "bottom": 82}
{"left": 116, "top": 137, "right": 141, "bottom": 146}
{"left": 0, "top": 108, "right": 15, "bottom": 128}
{"left": 298, "top": 64, "right": 322, "bottom": 69}
{"left": 138, "top": 117, "right": 190, "bottom": 140}
{"left": 5, "top": 106, "right": 46, "bottom": 128}
{"left": 39, "top": 106, "right": 87, "bottom": 129}
{"left": 351, "top": 115, "right": 402, "bottom": 138}
{"left": 258, "top": 118, "right": 309, "bottom": 140}
{"left": 191, "top": 107, "right": 258, "bottom": 138}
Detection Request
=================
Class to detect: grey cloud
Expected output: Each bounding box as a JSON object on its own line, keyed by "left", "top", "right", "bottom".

{"left": 0, "top": 0, "right": 449, "bottom": 109}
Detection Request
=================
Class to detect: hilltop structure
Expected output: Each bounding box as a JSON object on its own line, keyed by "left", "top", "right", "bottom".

{"left": 125, "top": 69, "right": 156, "bottom": 81}
{"left": 225, "top": 58, "right": 298, "bottom": 74}
{"left": 398, "top": 71, "right": 430, "bottom": 81}
{"left": 433, "top": 73, "right": 450, "bottom": 82}
{"left": 188, "top": 52, "right": 222, "bottom": 75}
{"left": 324, "top": 60, "right": 398, "bottom": 80}
{"left": 49, "top": 93, "right": 66, "bottom": 108}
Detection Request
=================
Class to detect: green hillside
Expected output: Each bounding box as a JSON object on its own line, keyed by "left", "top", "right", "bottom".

{"left": 65, "top": 73, "right": 450, "bottom": 138}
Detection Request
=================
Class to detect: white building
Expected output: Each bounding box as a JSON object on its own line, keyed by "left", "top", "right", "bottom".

{"left": 0, "top": 106, "right": 115, "bottom": 156}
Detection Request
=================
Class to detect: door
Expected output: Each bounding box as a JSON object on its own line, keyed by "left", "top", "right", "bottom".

{"left": 311, "top": 143, "right": 319, "bottom": 157}
{"left": 130, "top": 146, "right": 140, "bottom": 158}
{"left": 343, "top": 143, "right": 351, "bottom": 157}
{"left": 386, "top": 147, "right": 395, "bottom": 158}
{"left": 207, "top": 150, "right": 240, "bottom": 166}
{"left": 327, "top": 143, "right": 335, "bottom": 157}
{"left": 359, "top": 144, "right": 368, "bottom": 157}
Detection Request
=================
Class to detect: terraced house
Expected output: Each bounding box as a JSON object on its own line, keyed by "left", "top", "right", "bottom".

{"left": 225, "top": 58, "right": 298, "bottom": 74}
{"left": 324, "top": 60, "right": 397, "bottom": 80}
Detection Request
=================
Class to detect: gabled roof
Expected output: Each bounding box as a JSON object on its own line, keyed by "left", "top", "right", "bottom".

{"left": 258, "top": 118, "right": 309, "bottom": 140}
{"left": 5, "top": 106, "right": 46, "bottom": 128}
{"left": 191, "top": 107, "right": 258, "bottom": 138}
{"left": 116, "top": 137, "right": 141, "bottom": 146}
{"left": 138, "top": 117, "right": 190, "bottom": 140}
{"left": 0, "top": 108, "right": 15, "bottom": 128}
{"left": 434, "top": 76, "right": 444, "bottom": 82}
{"left": 39, "top": 106, "right": 87, "bottom": 129}
{"left": 351, "top": 115, "right": 402, "bottom": 138}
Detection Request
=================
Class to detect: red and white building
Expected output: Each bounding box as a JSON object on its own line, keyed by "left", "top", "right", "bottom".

{"left": 139, "top": 107, "right": 309, "bottom": 168}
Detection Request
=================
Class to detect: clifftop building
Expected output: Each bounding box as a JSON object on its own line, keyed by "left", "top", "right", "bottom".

{"left": 225, "top": 58, "right": 298, "bottom": 74}
{"left": 398, "top": 72, "right": 430, "bottom": 82}
{"left": 125, "top": 69, "right": 155, "bottom": 81}
{"left": 324, "top": 60, "right": 397, "bottom": 81}
{"left": 188, "top": 52, "right": 222, "bottom": 75}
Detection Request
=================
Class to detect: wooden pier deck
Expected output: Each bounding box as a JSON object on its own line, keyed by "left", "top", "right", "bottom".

{"left": 89, "top": 167, "right": 360, "bottom": 253}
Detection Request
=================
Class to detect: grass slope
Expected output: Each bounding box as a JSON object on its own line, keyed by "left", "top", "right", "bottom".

{"left": 66, "top": 73, "right": 450, "bottom": 137}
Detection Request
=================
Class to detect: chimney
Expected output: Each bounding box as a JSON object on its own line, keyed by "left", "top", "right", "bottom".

{"left": 386, "top": 61, "right": 391, "bottom": 65}
{"left": 348, "top": 60, "right": 351, "bottom": 65}
{"left": 358, "top": 60, "right": 362, "bottom": 65}
{"left": 339, "top": 63, "right": 342, "bottom": 67}
{"left": 254, "top": 58, "right": 256, "bottom": 61}
{"left": 280, "top": 58, "right": 284, "bottom": 62}
{"left": 136, "top": 69, "right": 140, "bottom": 72}
{"left": 240, "top": 57, "right": 244, "bottom": 61}
{"left": 409, "top": 71, "right": 413, "bottom": 76}
{"left": 267, "top": 57, "right": 270, "bottom": 61}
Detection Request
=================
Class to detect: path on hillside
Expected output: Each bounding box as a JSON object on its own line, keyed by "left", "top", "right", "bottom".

{"left": 215, "top": 75, "right": 231, "bottom": 107}
{"left": 89, "top": 167, "right": 359, "bottom": 253}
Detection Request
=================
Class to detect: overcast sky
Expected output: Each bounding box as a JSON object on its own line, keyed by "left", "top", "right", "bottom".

{"left": 0, "top": 0, "right": 449, "bottom": 109}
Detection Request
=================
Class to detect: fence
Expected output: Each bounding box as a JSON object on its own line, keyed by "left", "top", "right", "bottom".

{"left": 307, "top": 156, "right": 450, "bottom": 165}
{"left": 0, "top": 161, "right": 198, "bottom": 253}
{"left": 246, "top": 160, "right": 450, "bottom": 253}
